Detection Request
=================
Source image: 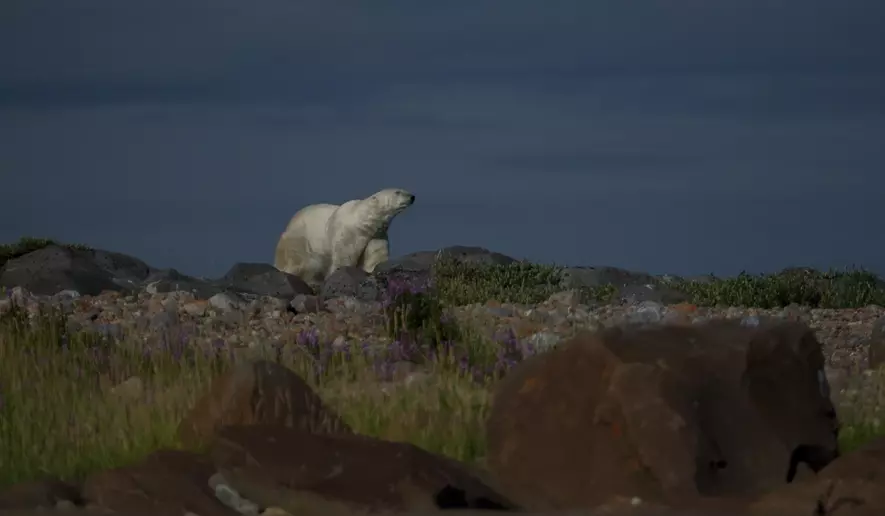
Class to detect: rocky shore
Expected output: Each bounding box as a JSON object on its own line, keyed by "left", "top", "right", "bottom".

{"left": 2, "top": 240, "right": 885, "bottom": 515}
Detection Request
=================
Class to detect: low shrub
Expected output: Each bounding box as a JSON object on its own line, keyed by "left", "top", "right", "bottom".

{"left": 675, "top": 268, "right": 885, "bottom": 309}
{"left": 431, "top": 258, "right": 565, "bottom": 306}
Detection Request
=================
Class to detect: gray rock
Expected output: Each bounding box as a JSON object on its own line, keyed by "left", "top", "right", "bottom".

{"left": 0, "top": 245, "right": 153, "bottom": 296}
{"left": 209, "top": 292, "right": 244, "bottom": 312}
{"left": 290, "top": 294, "right": 322, "bottom": 314}
{"left": 218, "top": 262, "right": 313, "bottom": 299}
{"left": 616, "top": 283, "right": 689, "bottom": 305}
{"left": 320, "top": 266, "right": 382, "bottom": 303}
{"left": 213, "top": 481, "right": 259, "bottom": 515}
{"left": 55, "top": 289, "right": 81, "bottom": 299}
{"left": 523, "top": 331, "right": 561, "bottom": 354}
{"left": 545, "top": 289, "right": 584, "bottom": 307}
{"left": 143, "top": 268, "right": 226, "bottom": 299}
{"left": 144, "top": 267, "right": 191, "bottom": 283}
{"left": 324, "top": 295, "right": 381, "bottom": 315}
{"left": 144, "top": 277, "right": 223, "bottom": 300}
{"left": 559, "top": 265, "right": 660, "bottom": 290}
{"left": 182, "top": 301, "right": 209, "bottom": 317}
{"left": 375, "top": 245, "right": 517, "bottom": 273}
{"left": 149, "top": 311, "right": 179, "bottom": 332}
{"left": 545, "top": 288, "right": 615, "bottom": 307}
{"left": 780, "top": 303, "right": 808, "bottom": 321}
{"left": 629, "top": 300, "right": 665, "bottom": 324}
{"left": 741, "top": 315, "right": 762, "bottom": 327}
{"left": 558, "top": 267, "right": 692, "bottom": 307}
{"left": 7, "top": 286, "right": 30, "bottom": 306}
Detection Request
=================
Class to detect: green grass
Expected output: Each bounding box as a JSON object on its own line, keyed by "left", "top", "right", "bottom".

{"left": 673, "top": 268, "right": 885, "bottom": 309}
{"left": 0, "top": 302, "right": 498, "bottom": 488}
{"left": 430, "top": 258, "right": 885, "bottom": 309}
{"left": 1, "top": 237, "right": 884, "bottom": 490}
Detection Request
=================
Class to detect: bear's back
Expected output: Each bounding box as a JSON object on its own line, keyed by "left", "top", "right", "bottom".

{"left": 284, "top": 203, "right": 339, "bottom": 234}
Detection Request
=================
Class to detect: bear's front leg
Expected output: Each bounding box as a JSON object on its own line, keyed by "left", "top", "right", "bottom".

{"left": 328, "top": 230, "right": 369, "bottom": 277}
{"left": 361, "top": 238, "right": 390, "bottom": 273}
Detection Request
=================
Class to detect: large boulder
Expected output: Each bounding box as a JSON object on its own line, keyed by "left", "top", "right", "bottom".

{"left": 0, "top": 245, "right": 153, "bottom": 296}
{"left": 0, "top": 478, "right": 83, "bottom": 512}
{"left": 143, "top": 267, "right": 226, "bottom": 299}
{"left": 217, "top": 262, "right": 314, "bottom": 299}
{"left": 319, "top": 266, "right": 382, "bottom": 303}
{"left": 560, "top": 266, "right": 688, "bottom": 305}
{"left": 82, "top": 449, "right": 234, "bottom": 516}
{"left": 485, "top": 319, "right": 839, "bottom": 512}
{"left": 559, "top": 266, "right": 660, "bottom": 290}
{"left": 375, "top": 246, "right": 517, "bottom": 274}
{"left": 210, "top": 424, "right": 517, "bottom": 513}
{"left": 177, "top": 360, "right": 352, "bottom": 448}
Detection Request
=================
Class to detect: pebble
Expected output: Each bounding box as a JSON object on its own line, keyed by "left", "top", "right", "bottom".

{"left": 209, "top": 292, "right": 242, "bottom": 312}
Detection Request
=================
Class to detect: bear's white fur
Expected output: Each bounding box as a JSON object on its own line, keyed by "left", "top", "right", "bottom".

{"left": 274, "top": 188, "right": 415, "bottom": 286}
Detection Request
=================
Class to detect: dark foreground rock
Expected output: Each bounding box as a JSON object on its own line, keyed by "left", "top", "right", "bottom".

{"left": 83, "top": 449, "right": 232, "bottom": 516}
{"left": 485, "top": 318, "right": 840, "bottom": 512}
{"left": 3, "top": 335, "right": 885, "bottom": 515}
{"left": 749, "top": 435, "right": 885, "bottom": 516}
{"left": 211, "top": 424, "right": 516, "bottom": 513}
{"left": 177, "top": 359, "right": 353, "bottom": 448}
{"left": 0, "top": 477, "right": 84, "bottom": 511}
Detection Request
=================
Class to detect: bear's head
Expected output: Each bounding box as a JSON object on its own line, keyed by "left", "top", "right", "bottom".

{"left": 368, "top": 188, "right": 416, "bottom": 220}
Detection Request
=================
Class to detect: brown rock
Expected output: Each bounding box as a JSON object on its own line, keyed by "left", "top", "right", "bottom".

{"left": 209, "top": 424, "right": 517, "bottom": 513}
{"left": 485, "top": 319, "right": 839, "bottom": 512}
{"left": 749, "top": 435, "right": 885, "bottom": 516}
{"left": 81, "top": 449, "right": 234, "bottom": 516}
{"left": 177, "top": 359, "right": 352, "bottom": 448}
{"left": 0, "top": 477, "right": 82, "bottom": 510}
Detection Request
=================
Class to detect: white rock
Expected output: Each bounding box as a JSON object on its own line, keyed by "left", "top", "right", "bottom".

{"left": 209, "top": 292, "right": 243, "bottom": 312}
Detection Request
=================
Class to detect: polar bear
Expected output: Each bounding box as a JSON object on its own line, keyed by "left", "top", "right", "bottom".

{"left": 274, "top": 188, "right": 416, "bottom": 287}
